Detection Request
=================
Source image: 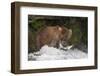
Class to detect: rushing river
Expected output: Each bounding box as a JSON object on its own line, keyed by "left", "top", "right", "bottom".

{"left": 28, "top": 45, "right": 87, "bottom": 61}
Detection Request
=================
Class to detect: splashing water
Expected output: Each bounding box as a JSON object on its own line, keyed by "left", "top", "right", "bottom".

{"left": 28, "top": 45, "right": 87, "bottom": 61}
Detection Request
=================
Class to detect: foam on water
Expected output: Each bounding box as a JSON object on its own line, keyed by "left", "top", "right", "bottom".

{"left": 28, "top": 45, "right": 87, "bottom": 61}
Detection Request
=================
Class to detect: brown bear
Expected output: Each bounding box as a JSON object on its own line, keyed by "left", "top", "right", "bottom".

{"left": 36, "top": 26, "right": 72, "bottom": 50}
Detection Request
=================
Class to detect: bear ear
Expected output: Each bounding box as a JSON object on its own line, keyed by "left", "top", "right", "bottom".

{"left": 67, "top": 29, "right": 72, "bottom": 39}
{"left": 58, "top": 27, "right": 62, "bottom": 31}
{"left": 56, "top": 25, "right": 62, "bottom": 31}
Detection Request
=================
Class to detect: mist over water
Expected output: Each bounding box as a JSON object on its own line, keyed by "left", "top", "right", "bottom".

{"left": 28, "top": 45, "right": 87, "bottom": 61}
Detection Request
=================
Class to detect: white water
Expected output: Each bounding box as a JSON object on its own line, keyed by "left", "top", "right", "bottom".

{"left": 28, "top": 45, "right": 87, "bottom": 61}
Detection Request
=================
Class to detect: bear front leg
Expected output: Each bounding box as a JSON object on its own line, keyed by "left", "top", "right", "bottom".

{"left": 49, "top": 39, "right": 59, "bottom": 48}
